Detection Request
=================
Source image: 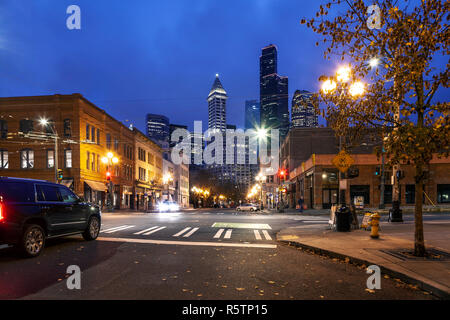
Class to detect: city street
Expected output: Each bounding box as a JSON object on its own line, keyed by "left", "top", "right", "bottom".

{"left": 0, "top": 209, "right": 435, "bottom": 300}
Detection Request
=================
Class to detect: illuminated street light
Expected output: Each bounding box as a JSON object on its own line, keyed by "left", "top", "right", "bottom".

{"left": 349, "top": 81, "right": 365, "bottom": 97}
{"left": 112, "top": 157, "right": 119, "bottom": 164}
{"left": 39, "top": 118, "right": 49, "bottom": 126}
{"left": 336, "top": 65, "right": 351, "bottom": 82}
{"left": 321, "top": 79, "right": 337, "bottom": 94}
{"left": 107, "top": 152, "right": 114, "bottom": 159}
{"left": 101, "top": 157, "right": 108, "bottom": 164}
{"left": 369, "top": 58, "right": 379, "bottom": 69}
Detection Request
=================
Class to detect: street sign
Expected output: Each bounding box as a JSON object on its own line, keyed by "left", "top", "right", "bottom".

{"left": 332, "top": 150, "right": 354, "bottom": 173}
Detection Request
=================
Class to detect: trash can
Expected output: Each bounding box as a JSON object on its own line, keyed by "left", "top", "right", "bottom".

{"left": 389, "top": 200, "right": 403, "bottom": 222}
{"left": 336, "top": 205, "right": 351, "bottom": 232}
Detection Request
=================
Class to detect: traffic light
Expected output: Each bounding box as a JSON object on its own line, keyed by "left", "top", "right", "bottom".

{"left": 347, "top": 167, "right": 359, "bottom": 179}
{"left": 57, "top": 169, "right": 63, "bottom": 181}
{"left": 278, "top": 168, "right": 288, "bottom": 180}
{"left": 374, "top": 166, "right": 381, "bottom": 176}
{"left": 106, "top": 171, "right": 111, "bottom": 181}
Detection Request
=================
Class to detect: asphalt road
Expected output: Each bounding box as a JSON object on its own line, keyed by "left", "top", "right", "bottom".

{"left": 0, "top": 209, "right": 436, "bottom": 300}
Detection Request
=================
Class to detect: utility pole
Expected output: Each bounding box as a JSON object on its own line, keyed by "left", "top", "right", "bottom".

{"left": 379, "top": 141, "right": 385, "bottom": 209}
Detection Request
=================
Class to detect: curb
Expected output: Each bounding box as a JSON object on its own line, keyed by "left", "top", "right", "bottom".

{"left": 277, "top": 237, "right": 450, "bottom": 300}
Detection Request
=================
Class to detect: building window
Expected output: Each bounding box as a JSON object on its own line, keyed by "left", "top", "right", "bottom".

{"left": 86, "top": 124, "right": 90, "bottom": 141}
{"left": 20, "top": 149, "right": 34, "bottom": 169}
{"left": 97, "top": 129, "right": 100, "bottom": 145}
{"left": 47, "top": 149, "right": 55, "bottom": 168}
{"left": 0, "top": 150, "right": 8, "bottom": 169}
{"left": 44, "top": 120, "right": 54, "bottom": 134}
{"left": 63, "top": 119, "right": 71, "bottom": 137}
{"left": 0, "top": 120, "right": 7, "bottom": 139}
{"left": 139, "top": 167, "right": 146, "bottom": 181}
{"left": 91, "top": 127, "right": 96, "bottom": 143}
{"left": 97, "top": 155, "right": 100, "bottom": 172}
{"left": 86, "top": 151, "right": 90, "bottom": 170}
{"left": 437, "top": 184, "right": 450, "bottom": 204}
{"left": 91, "top": 153, "right": 96, "bottom": 171}
{"left": 65, "top": 149, "right": 72, "bottom": 168}
{"left": 114, "top": 138, "right": 119, "bottom": 151}
{"left": 405, "top": 184, "right": 415, "bottom": 204}
{"left": 19, "top": 119, "right": 33, "bottom": 134}
{"left": 106, "top": 133, "right": 111, "bottom": 149}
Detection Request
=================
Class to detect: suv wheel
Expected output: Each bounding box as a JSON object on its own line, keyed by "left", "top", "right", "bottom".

{"left": 83, "top": 216, "right": 100, "bottom": 241}
{"left": 21, "top": 224, "right": 45, "bottom": 258}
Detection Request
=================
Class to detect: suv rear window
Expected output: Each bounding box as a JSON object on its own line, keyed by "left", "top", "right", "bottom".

{"left": 0, "top": 181, "right": 34, "bottom": 202}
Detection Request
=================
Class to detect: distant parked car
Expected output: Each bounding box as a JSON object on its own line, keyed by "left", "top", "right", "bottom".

{"left": 236, "top": 203, "right": 259, "bottom": 212}
{"left": 0, "top": 177, "right": 101, "bottom": 257}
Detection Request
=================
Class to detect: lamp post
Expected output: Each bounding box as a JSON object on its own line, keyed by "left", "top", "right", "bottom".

{"left": 102, "top": 152, "right": 119, "bottom": 212}
{"left": 255, "top": 172, "right": 266, "bottom": 210}
{"left": 321, "top": 64, "right": 366, "bottom": 206}
{"left": 39, "top": 118, "right": 58, "bottom": 183}
{"left": 162, "top": 173, "right": 173, "bottom": 202}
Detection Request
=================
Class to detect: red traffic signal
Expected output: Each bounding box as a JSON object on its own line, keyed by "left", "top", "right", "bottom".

{"left": 106, "top": 171, "right": 111, "bottom": 181}
{"left": 278, "top": 168, "right": 288, "bottom": 179}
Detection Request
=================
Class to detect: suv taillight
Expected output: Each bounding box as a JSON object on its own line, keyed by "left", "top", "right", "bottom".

{"left": 0, "top": 203, "right": 4, "bottom": 221}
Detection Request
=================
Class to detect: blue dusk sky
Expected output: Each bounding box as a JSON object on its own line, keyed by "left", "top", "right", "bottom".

{"left": 0, "top": 1, "right": 447, "bottom": 132}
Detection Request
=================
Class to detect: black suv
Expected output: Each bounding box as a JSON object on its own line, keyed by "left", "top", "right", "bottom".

{"left": 0, "top": 177, "right": 101, "bottom": 257}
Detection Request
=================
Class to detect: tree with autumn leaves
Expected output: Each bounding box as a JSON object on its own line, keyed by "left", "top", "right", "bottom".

{"left": 301, "top": 0, "right": 449, "bottom": 256}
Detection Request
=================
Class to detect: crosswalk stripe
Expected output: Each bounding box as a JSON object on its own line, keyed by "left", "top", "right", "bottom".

{"left": 254, "top": 230, "right": 262, "bottom": 240}
{"left": 102, "top": 225, "right": 134, "bottom": 233}
{"left": 183, "top": 227, "right": 199, "bottom": 238}
{"left": 262, "top": 230, "right": 272, "bottom": 240}
{"left": 143, "top": 226, "right": 166, "bottom": 235}
{"left": 173, "top": 227, "right": 191, "bottom": 237}
{"left": 101, "top": 225, "right": 128, "bottom": 233}
{"left": 214, "top": 228, "right": 224, "bottom": 239}
{"left": 224, "top": 229, "right": 232, "bottom": 239}
{"left": 134, "top": 226, "right": 159, "bottom": 235}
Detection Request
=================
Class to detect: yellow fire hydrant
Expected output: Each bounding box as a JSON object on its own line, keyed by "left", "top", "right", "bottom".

{"left": 370, "top": 213, "right": 381, "bottom": 239}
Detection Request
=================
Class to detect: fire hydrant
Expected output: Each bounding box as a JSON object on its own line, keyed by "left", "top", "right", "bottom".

{"left": 370, "top": 213, "right": 380, "bottom": 239}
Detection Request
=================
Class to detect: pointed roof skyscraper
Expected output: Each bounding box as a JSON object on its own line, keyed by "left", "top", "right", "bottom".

{"left": 207, "top": 73, "right": 227, "bottom": 132}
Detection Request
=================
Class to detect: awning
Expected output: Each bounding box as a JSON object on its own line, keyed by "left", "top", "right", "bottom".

{"left": 60, "top": 179, "right": 73, "bottom": 188}
{"left": 84, "top": 180, "right": 107, "bottom": 192}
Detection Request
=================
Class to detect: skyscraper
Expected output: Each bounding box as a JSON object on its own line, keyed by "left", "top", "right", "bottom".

{"left": 146, "top": 114, "right": 170, "bottom": 147}
{"left": 245, "top": 100, "right": 260, "bottom": 130}
{"left": 207, "top": 74, "right": 227, "bottom": 132}
{"left": 259, "top": 44, "right": 289, "bottom": 142}
{"left": 291, "top": 90, "right": 319, "bottom": 128}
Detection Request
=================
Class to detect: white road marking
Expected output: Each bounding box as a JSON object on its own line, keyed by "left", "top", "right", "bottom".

{"left": 143, "top": 226, "right": 166, "bottom": 235}
{"left": 173, "top": 227, "right": 191, "bottom": 237}
{"left": 203, "top": 212, "right": 210, "bottom": 215}
{"left": 224, "top": 229, "right": 232, "bottom": 239}
{"left": 262, "top": 230, "right": 272, "bottom": 240}
{"left": 134, "top": 226, "right": 159, "bottom": 235}
{"left": 98, "top": 237, "right": 277, "bottom": 249}
{"left": 102, "top": 225, "right": 135, "bottom": 233}
{"left": 214, "top": 228, "right": 224, "bottom": 239}
{"left": 302, "top": 221, "right": 329, "bottom": 224}
{"left": 183, "top": 227, "right": 199, "bottom": 238}
{"left": 101, "top": 225, "right": 128, "bottom": 233}
{"left": 254, "top": 230, "right": 262, "bottom": 240}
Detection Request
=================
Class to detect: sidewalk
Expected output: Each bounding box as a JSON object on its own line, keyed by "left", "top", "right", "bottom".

{"left": 277, "top": 219, "right": 450, "bottom": 299}
{"left": 264, "top": 204, "right": 450, "bottom": 216}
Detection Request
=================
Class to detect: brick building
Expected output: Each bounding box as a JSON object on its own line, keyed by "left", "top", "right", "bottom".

{"left": 286, "top": 153, "right": 450, "bottom": 209}
{"left": 0, "top": 94, "right": 163, "bottom": 211}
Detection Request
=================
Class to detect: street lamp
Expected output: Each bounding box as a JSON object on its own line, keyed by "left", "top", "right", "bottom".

{"left": 39, "top": 118, "right": 58, "bottom": 183}
{"left": 102, "top": 152, "right": 119, "bottom": 212}
{"left": 255, "top": 172, "right": 266, "bottom": 210}
{"left": 162, "top": 173, "right": 173, "bottom": 201}
{"left": 321, "top": 64, "right": 367, "bottom": 206}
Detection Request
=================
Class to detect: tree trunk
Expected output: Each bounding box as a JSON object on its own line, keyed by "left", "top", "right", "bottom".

{"left": 414, "top": 164, "right": 426, "bottom": 256}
